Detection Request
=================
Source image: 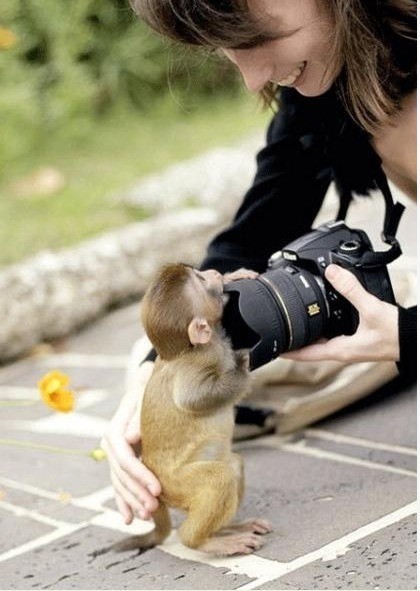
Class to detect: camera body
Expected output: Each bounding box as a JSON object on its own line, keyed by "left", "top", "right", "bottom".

{"left": 269, "top": 220, "right": 396, "bottom": 336}
{"left": 222, "top": 220, "right": 396, "bottom": 370}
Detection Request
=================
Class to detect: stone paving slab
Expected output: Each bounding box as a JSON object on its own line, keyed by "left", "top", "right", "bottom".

{"left": 1, "top": 487, "right": 100, "bottom": 524}
{"left": 316, "top": 383, "right": 417, "bottom": 448}
{"left": 257, "top": 515, "right": 417, "bottom": 590}
{"left": 235, "top": 444, "right": 416, "bottom": 563}
{"left": 0, "top": 509, "right": 55, "bottom": 555}
{"left": 0, "top": 526, "right": 253, "bottom": 590}
{"left": 0, "top": 432, "right": 109, "bottom": 495}
{"left": 301, "top": 436, "right": 417, "bottom": 472}
{"left": 0, "top": 259, "right": 416, "bottom": 590}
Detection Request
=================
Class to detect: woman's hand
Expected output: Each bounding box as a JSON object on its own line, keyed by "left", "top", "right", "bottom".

{"left": 100, "top": 361, "right": 161, "bottom": 524}
{"left": 223, "top": 268, "right": 259, "bottom": 283}
{"left": 281, "top": 264, "right": 400, "bottom": 363}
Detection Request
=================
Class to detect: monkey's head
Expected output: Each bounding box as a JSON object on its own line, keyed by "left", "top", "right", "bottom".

{"left": 141, "top": 263, "right": 225, "bottom": 360}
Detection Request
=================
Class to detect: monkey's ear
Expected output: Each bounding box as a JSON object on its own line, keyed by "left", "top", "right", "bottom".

{"left": 187, "top": 317, "right": 212, "bottom": 345}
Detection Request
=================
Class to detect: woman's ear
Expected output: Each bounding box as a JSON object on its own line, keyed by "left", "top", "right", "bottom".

{"left": 187, "top": 317, "right": 212, "bottom": 345}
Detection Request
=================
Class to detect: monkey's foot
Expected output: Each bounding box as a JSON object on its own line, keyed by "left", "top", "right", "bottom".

{"left": 217, "top": 518, "right": 273, "bottom": 536}
{"left": 199, "top": 532, "right": 264, "bottom": 556}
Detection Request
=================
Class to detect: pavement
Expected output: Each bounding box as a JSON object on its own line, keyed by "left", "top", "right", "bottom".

{"left": 0, "top": 190, "right": 417, "bottom": 590}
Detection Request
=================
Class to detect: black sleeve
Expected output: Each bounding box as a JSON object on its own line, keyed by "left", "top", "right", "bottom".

{"left": 200, "top": 89, "right": 333, "bottom": 273}
{"left": 397, "top": 305, "right": 417, "bottom": 383}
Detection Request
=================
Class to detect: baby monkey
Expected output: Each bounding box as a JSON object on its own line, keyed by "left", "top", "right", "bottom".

{"left": 119, "top": 263, "right": 272, "bottom": 556}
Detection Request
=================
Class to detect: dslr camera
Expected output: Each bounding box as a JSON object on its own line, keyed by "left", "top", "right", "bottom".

{"left": 222, "top": 220, "right": 398, "bottom": 371}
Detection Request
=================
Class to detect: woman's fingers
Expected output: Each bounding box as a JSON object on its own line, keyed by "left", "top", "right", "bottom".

{"left": 115, "top": 490, "right": 134, "bottom": 525}
{"left": 110, "top": 470, "right": 147, "bottom": 520}
{"left": 107, "top": 451, "right": 159, "bottom": 514}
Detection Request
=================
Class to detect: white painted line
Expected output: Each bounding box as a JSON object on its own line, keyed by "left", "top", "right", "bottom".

{"left": 304, "top": 427, "right": 417, "bottom": 456}
{"left": 236, "top": 501, "right": 417, "bottom": 589}
{"left": 73, "top": 486, "right": 115, "bottom": 511}
{"left": 91, "top": 509, "right": 154, "bottom": 535}
{"left": 0, "top": 386, "right": 39, "bottom": 400}
{"left": 236, "top": 436, "right": 416, "bottom": 477}
{"left": 0, "top": 494, "right": 153, "bottom": 564}
{"left": 72, "top": 389, "right": 109, "bottom": 411}
{"left": 0, "top": 479, "right": 117, "bottom": 516}
{"left": 0, "top": 524, "right": 86, "bottom": 564}
{"left": 159, "top": 530, "right": 287, "bottom": 581}
{"left": 281, "top": 441, "right": 416, "bottom": 478}
{"left": 41, "top": 353, "right": 129, "bottom": 369}
{"left": 0, "top": 476, "right": 61, "bottom": 501}
{"left": 0, "top": 478, "right": 115, "bottom": 515}
{"left": 4, "top": 411, "right": 109, "bottom": 439}
{"left": 0, "top": 500, "right": 73, "bottom": 529}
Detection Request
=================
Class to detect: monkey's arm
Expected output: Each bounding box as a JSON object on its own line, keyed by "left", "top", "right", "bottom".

{"left": 173, "top": 349, "right": 250, "bottom": 413}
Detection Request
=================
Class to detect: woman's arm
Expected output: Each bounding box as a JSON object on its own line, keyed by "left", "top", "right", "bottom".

{"left": 397, "top": 305, "right": 417, "bottom": 382}
{"left": 201, "top": 89, "right": 333, "bottom": 273}
{"left": 100, "top": 338, "right": 161, "bottom": 524}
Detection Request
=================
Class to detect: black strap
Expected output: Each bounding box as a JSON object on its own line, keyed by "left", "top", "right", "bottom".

{"left": 336, "top": 167, "right": 405, "bottom": 268}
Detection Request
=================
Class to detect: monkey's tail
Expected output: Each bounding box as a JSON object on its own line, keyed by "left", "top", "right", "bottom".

{"left": 112, "top": 499, "right": 172, "bottom": 552}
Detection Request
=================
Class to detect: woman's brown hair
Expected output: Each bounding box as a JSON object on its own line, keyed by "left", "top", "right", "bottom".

{"left": 130, "top": 0, "right": 416, "bottom": 134}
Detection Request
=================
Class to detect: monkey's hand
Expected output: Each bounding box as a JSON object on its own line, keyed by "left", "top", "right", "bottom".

{"left": 234, "top": 349, "right": 250, "bottom": 373}
{"left": 223, "top": 268, "right": 258, "bottom": 283}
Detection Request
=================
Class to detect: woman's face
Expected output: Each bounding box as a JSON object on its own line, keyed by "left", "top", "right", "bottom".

{"left": 223, "top": 0, "right": 337, "bottom": 97}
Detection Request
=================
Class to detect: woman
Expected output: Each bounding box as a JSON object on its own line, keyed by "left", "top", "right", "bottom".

{"left": 102, "top": 0, "right": 416, "bottom": 525}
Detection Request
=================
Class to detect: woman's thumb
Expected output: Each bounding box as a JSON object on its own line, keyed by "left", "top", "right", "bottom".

{"left": 325, "top": 264, "right": 372, "bottom": 310}
{"left": 125, "top": 415, "right": 141, "bottom": 444}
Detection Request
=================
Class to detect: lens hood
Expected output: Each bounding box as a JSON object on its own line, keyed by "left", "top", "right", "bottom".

{"left": 222, "top": 278, "right": 288, "bottom": 371}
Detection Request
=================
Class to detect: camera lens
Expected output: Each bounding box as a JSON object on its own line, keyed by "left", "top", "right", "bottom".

{"left": 222, "top": 263, "right": 329, "bottom": 370}
{"left": 260, "top": 265, "right": 328, "bottom": 350}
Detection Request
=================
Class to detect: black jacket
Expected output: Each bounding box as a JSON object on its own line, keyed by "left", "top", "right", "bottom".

{"left": 200, "top": 87, "right": 416, "bottom": 383}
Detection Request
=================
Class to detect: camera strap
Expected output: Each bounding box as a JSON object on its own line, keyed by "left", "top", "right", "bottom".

{"left": 336, "top": 167, "right": 405, "bottom": 268}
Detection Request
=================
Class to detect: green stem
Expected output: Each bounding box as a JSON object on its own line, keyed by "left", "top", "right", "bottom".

{"left": 0, "top": 400, "right": 38, "bottom": 407}
{"left": 0, "top": 438, "right": 88, "bottom": 456}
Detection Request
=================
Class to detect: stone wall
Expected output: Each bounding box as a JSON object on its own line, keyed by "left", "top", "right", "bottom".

{"left": 0, "top": 136, "right": 263, "bottom": 362}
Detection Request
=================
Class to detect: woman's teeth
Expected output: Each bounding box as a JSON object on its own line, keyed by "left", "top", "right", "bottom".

{"left": 277, "top": 61, "right": 306, "bottom": 86}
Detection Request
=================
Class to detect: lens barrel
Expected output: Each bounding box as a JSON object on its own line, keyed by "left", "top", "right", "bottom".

{"left": 222, "top": 264, "right": 328, "bottom": 370}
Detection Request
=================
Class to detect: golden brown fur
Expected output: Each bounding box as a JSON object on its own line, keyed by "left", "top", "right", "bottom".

{"left": 116, "top": 263, "right": 272, "bottom": 556}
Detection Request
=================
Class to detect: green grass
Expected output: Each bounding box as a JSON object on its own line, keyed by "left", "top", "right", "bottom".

{"left": 0, "top": 92, "right": 270, "bottom": 268}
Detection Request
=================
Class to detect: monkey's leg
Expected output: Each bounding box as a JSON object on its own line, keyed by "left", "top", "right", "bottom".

{"left": 178, "top": 464, "right": 264, "bottom": 556}
{"left": 113, "top": 499, "right": 171, "bottom": 552}
{"left": 216, "top": 454, "right": 272, "bottom": 537}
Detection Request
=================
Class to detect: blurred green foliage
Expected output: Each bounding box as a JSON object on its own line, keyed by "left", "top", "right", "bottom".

{"left": 0, "top": 0, "right": 240, "bottom": 173}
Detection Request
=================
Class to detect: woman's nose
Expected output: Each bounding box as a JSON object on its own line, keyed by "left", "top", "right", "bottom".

{"left": 224, "top": 49, "right": 271, "bottom": 93}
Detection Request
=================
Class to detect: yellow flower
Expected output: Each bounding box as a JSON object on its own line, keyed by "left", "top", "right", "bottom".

{"left": 89, "top": 448, "right": 107, "bottom": 461}
{"left": 0, "top": 27, "right": 17, "bottom": 50}
{"left": 38, "top": 370, "right": 75, "bottom": 413}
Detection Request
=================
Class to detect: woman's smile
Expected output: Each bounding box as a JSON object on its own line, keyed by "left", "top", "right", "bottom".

{"left": 276, "top": 61, "right": 307, "bottom": 87}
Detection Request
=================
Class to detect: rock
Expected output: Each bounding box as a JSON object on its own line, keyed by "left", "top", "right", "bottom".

{"left": 0, "top": 208, "right": 222, "bottom": 361}
{"left": 0, "top": 135, "right": 265, "bottom": 363}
